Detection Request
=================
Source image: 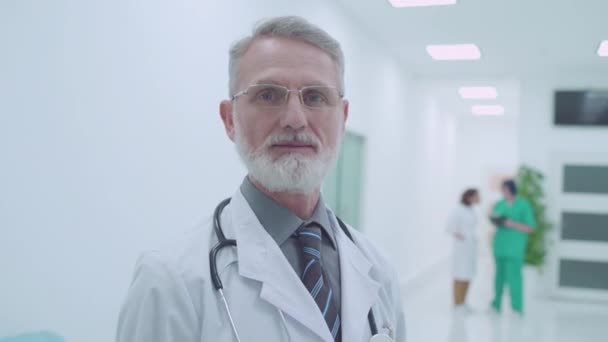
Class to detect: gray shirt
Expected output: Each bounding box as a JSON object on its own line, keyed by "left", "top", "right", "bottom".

{"left": 240, "top": 177, "right": 341, "bottom": 311}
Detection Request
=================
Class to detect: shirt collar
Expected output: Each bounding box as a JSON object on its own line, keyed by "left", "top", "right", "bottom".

{"left": 240, "top": 176, "right": 336, "bottom": 249}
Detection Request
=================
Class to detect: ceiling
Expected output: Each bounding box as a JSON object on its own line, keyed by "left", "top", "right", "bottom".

{"left": 416, "top": 78, "right": 522, "bottom": 118}
{"left": 334, "top": 0, "right": 608, "bottom": 77}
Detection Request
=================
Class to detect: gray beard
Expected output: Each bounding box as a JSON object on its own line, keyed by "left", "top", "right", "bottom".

{"left": 233, "top": 120, "right": 340, "bottom": 194}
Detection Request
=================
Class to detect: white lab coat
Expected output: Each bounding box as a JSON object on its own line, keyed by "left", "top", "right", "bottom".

{"left": 116, "top": 189, "right": 406, "bottom": 342}
{"left": 446, "top": 204, "right": 478, "bottom": 281}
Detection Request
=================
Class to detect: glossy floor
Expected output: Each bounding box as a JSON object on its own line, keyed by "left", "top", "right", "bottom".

{"left": 402, "top": 257, "right": 608, "bottom": 342}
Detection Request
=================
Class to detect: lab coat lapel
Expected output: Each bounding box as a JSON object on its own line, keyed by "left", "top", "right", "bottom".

{"left": 331, "top": 214, "right": 381, "bottom": 342}
{"left": 230, "top": 190, "right": 334, "bottom": 342}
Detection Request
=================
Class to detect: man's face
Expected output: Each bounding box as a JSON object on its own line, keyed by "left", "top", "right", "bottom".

{"left": 220, "top": 37, "right": 348, "bottom": 193}
{"left": 501, "top": 186, "right": 512, "bottom": 199}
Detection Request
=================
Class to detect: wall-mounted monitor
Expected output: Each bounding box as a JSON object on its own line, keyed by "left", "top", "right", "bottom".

{"left": 554, "top": 90, "right": 608, "bottom": 126}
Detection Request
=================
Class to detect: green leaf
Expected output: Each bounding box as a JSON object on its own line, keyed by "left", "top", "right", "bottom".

{"left": 517, "top": 164, "right": 553, "bottom": 270}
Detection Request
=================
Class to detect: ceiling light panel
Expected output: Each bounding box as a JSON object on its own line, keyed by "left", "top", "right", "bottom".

{"left": 389, "top": 0, "right": 457, "bottom": 7}
{"left": 472, "top": 105, "right": 505, "bottom": 116}
{"left": 459, "top": 87, "right": 498, "bottom": 99}
{"left": 426, "top": 44, "right": 481, "bottom": 60}
{"left": 598, "top": 40, "right": 608, "bottom": 57}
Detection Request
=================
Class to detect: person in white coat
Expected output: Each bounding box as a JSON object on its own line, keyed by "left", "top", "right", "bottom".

{"left": 116, "top": 16, "right": 405, "bottom": 342}
{"left": 446, "top": 188, "right": 480, "bottom": 312}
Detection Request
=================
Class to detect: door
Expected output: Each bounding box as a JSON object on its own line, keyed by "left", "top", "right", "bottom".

{"left": 548, "top": 151, "right": 608, "bottom": 301}
{"left": 323, "top": 131, "right": 366, "bottom": 230}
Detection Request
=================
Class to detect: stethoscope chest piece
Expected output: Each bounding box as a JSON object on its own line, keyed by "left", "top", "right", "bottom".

{"left": 370, "top": 334, "right": 393, "bottom": 342}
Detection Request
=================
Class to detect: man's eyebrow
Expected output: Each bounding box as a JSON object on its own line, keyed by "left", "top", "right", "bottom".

{"left": 253, "top": 79, "right": 284, "bottom": 86}
{"left": 253, "top": 79, "right": 332, "bottom": 88}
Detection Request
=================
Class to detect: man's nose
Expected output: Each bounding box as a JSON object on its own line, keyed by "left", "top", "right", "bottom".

{"left": 279, "top": 91, "right": 307, "bottom": 130}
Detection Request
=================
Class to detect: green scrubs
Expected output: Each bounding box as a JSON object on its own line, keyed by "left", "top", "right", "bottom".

{"left": 491, "top": 197, "right": 535, "bottom": 313}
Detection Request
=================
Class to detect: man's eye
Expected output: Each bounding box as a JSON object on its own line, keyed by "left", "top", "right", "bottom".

{"left": 253, "top": 87, "right": 283, "bottom": 103}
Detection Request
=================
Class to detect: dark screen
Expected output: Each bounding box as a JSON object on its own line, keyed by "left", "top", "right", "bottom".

{"left": 555, "top": 90, "right": 608, "bottom": 126}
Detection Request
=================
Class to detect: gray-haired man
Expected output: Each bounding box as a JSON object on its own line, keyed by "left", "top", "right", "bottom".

{"left": 117, "top": 16, "right": 405, "bottom": 342}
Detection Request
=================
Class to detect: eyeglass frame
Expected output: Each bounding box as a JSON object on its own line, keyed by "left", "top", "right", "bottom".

{"left": 230, "top": 83, "right": 345, "bottom": 109}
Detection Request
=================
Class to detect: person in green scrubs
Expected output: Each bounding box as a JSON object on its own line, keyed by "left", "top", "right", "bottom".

{"left": 491, "top": 179, "right": 535, "bottom": 314}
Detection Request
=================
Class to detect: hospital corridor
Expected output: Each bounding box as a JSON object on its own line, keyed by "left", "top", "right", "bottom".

{"left": 2, "top": 1, "right": 608, "bottom": 341}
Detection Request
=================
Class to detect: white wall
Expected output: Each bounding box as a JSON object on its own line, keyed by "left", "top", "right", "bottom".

{"left": 404, "top": 85, "right": 459, "bottom": 279}
{"left": 352, "top": 60, "right": 415, "bottom": 278}
{"left": 0, "top": 1, "right": 422, "bottom": 341}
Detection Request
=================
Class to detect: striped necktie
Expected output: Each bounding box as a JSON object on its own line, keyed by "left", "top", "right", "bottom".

{"left": 295, "top": 223, "right": 341, "bottom": 341}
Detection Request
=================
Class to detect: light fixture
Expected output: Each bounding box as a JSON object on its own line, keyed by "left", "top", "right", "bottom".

{"left": 598, "top": 40, "right": 608, "bottom": 57}
{"left": 388, "top": 0, "right": 457, "bottom": 7}
{"left": 472, "top": 105, "right": 504, "bottom": 116}
{"left": 426, "top": 44, "right": 481, "bottom": 60}
{"left": 459, "top": 87, "right": 498, "bottom": 99}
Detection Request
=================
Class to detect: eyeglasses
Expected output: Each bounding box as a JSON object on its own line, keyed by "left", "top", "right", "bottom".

{"left": 231, "top": 84, "right": 343, "bottom": 109}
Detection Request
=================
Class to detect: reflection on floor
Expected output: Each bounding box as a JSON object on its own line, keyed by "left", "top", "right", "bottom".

{"left": 402, "top": 256, "right": 608, "bottom": 342}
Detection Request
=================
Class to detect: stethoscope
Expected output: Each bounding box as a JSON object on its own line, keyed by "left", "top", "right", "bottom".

{"left": 210, "top": 198, "right": 393, "bottom": 342}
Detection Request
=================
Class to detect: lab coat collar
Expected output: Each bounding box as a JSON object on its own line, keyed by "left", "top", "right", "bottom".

{"left": 328, "top": 210, "right": 381, "bottom": 341}
{"left": 230, "top": 189, "right": 335, "bottom": 342}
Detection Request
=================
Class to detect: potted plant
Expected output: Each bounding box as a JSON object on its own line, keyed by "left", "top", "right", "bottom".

{"left": 515, "top": 165, "right": 553, "bottom": 269}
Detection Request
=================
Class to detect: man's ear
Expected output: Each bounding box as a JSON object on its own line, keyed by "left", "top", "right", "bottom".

{"left": 341, "top": 99, "right": 349, "bottom": 134}
{"left": 220, "top": 100, "right": 236, "bottom": 142}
